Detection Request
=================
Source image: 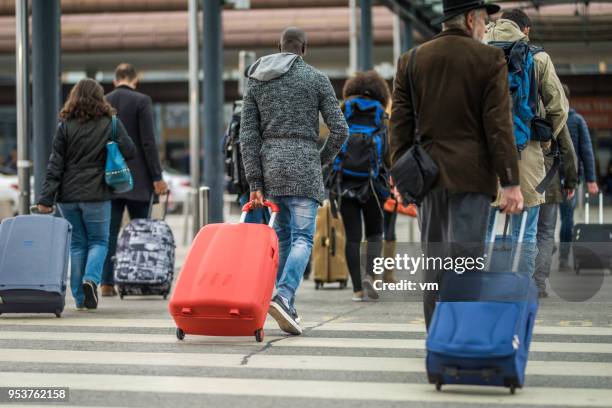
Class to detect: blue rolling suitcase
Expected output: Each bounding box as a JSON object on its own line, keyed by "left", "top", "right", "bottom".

{"left": 426, "top": 211, "right": 538, "bottom": 394}
{"left": 0, "top": 214, "right": 71, "bottom": 318}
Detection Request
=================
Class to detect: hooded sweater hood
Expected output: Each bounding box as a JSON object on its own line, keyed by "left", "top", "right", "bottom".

{"left": 485, "top": 19, "right": 527, "bottom": 43}
{"left": 247, "top": 52, "right": 300, "bottom": 81}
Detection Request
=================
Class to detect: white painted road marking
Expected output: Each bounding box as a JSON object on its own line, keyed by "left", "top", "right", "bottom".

{"left": 1, "top": 372, "right": 612, "bottom": 407}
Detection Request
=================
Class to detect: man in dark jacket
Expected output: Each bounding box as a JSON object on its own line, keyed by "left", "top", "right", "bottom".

{"left": 535, "top": 125, "right": 578, "bottom": 297}
{"left": 102, "top": 63, "right": 168, "bottom": 296}
{"left": 389, "top": 0, "right": 523, "bottom": 329}
{"left": 559, "top": 84, "right": 599, "bottom": 268}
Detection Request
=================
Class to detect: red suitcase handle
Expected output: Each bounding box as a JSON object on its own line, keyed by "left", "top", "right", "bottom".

{"left": 241, "top": 200, "right": 280, "bottom": 214}
{"left": 240, "top": 200, "right": 279, "bottom": 228}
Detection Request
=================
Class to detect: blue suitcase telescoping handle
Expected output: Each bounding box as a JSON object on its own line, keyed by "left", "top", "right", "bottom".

{"left": 487, "top": 209, "right": 527, "bottom": 273}
{"left": 29, "top": 204, "right": 66, "bottom": 219}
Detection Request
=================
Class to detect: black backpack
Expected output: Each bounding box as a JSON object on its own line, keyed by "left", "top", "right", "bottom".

{"left": 333, "top": 97, "right": 388, "bottom": 180}
{"left": 223, "top": 101, "right": 249, "bottom": 195}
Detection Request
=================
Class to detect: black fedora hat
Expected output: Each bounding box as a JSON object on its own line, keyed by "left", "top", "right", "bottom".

{"left": 431, "top": 0, "right": 500, "bottom": 25}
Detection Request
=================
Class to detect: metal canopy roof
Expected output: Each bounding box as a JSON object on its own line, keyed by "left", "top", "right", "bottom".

{"left": 380, "top": 0, "right": 612, "bottom": 43}
{"left": 377, "top": 0, "right": 441, "bottom": 37}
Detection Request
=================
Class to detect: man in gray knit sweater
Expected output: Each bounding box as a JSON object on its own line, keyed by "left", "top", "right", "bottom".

{"left": 240, "top": 27, "right": 348, "bottom": 335}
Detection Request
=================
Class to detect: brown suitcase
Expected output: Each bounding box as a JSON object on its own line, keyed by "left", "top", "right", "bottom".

{"left": 312, "top": 199, "right": 349, "bottom": 289}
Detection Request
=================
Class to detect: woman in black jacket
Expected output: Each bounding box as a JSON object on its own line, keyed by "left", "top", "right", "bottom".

{"left": 38, "top": 78, "right": 136, "bottom": 310}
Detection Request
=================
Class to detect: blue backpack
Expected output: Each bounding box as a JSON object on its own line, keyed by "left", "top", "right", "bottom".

{"left": 105, "top": 115, "right": 133, "bottom": 193}
{"left": 490, "top": 41, "right": 541, "bottom": 152}
{"left": 333, "top": 97, "right": 387, "bottom": 179}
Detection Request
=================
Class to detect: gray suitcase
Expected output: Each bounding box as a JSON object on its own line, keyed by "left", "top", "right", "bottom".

{"left": 0, "top": 215, "right": 71, "bottom": 317}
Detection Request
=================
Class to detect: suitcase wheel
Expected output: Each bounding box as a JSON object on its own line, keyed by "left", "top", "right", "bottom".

{"left": 510, "top": 385, "right": 516, "bottom": 394}
{"left": 254, "top": 328, "right": 264, "bottom": 343}
{"left": 435, "top": 382, "right": 442, "bottom": 392}
{"left": 339, "top": 280, "right": 348, "bottom": 290}
{"left": 315, "top": 281, "right": 322, "bottom": 290}
{"left": 163, "top": 294, "right": 168, "bottom": 300}
{"left": 120, "top": 291, "right": 125, "bottom": 300}
{"left": 176, "top": 328, "right": 185, "bottom": 341}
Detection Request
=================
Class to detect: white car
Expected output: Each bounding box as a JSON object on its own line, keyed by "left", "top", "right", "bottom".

{"left": 0, "top": 172, "right": 20, "bottom": 217}
{"left": 162, "top": 168, "right": 191, "bottom": 213}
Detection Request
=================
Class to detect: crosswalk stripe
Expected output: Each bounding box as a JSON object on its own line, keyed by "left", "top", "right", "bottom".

{"left": 0, "top": 317, "right": 315, "bottom": 330}
{"left": 313, "top": 322, "right": 612, "bottom": 336}
{"left": 2, "top": 317, "right": 611, "bottom": 336}
{"left": 2, "top": 372, "right": 612, "bottom": 406}
{"left": 1, "top": 331, "right": 611, "bottom": 354}
{"left": 0, "top": 406, "right": 123, "bottom": 408}
{"left": 276, "top": 337, "right": 612, "bottom": 354}
{"left": 0, "top": 318, "right": 173, "bottom": 328}
{"left": 1, "top": 348, "right": 611, "bottom": 377}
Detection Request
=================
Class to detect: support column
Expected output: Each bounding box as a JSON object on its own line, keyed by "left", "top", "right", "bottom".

{"left": 393, "top": 11, "right": 401, "bottom": 67}
{"left": 359, "top": 0, "right": 373, "bottom": 71}
{"left": 401, "top": 17, "right": 414, "bottom": 52}
{"left": 201, "top": 0, "right": 224, "bottom": 223}
{"left": 189, "top": 0, "right": 201, "bottom": 234}
{"left": 15, "top": 0, "right": 30, "bottom": 214}
{"left": 348, "top": 0, "right": 358, "bottom": 76}
{"left": 32, "top": 0, "right": 61, "bottom": 203}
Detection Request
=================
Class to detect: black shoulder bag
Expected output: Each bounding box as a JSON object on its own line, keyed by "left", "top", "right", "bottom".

{"left": 390, "top": 48, "right": 439, "bottom": 205}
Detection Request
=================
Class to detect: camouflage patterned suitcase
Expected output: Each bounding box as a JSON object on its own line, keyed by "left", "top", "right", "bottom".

{"left": 114, "top": 193, "right": 175, "bottom": 299}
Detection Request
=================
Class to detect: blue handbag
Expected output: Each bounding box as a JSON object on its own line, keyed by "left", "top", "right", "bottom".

{"left": 105, "top": 116, "right": 133, "bottom": 193}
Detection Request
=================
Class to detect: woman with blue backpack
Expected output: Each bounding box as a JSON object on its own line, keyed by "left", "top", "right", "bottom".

{"left": 332, "top": 71, "right": 391, "bottom": 301}
{"left": 38, "top": 78, "right": 136, "bottom": 311}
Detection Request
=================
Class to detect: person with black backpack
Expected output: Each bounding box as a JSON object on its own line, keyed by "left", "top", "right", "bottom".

{"left": 331, "top": 71, "right": 391, "bottom": 302}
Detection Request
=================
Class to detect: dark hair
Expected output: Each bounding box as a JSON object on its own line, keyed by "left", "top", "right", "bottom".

{"left": 115, "top": 63, "right": 137, "bottom": 82}
{"left": 280, "top": 27, "right": 307, "bottom": 54}
{"left": 60, "top": 78, "right": 115, "bottom": 122}
{"left": 501, "top": 9, "right": 531, "bottom": 30}
{"left": 562, "top": 83, "right": 570, "bottom": 98}
{"left": 342, "top": 70, "right": 391, "bottom": 107}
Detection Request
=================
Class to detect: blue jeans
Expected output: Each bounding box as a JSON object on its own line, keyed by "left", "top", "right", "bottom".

{"left": 269, "top": 196, "right": 318, "bottom": 312}
{"left": 559, "top": 193, "right": 577, "bottom": 261}
{"left": 59, "top": 201, "right": 111, "bottom": 306}
{"left": 239, "top": 193, "right": 268, "bottom": 224}
{"left": 487, "top": 205, "right": 540, "bottom": 276}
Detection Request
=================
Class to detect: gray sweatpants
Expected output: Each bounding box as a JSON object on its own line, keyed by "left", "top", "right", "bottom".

{"left": 418, "top": 189, "right": 491, "bottom": 330}
{"left": 534, "top": 203, "right": 558, "bottom": 291}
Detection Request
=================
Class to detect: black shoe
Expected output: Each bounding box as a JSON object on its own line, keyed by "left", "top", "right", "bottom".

{"left": 82, "top": 281, "right": 98, "bottom": 309}
{"left": 268, "top": 295, "right": 302, "bottom": 335}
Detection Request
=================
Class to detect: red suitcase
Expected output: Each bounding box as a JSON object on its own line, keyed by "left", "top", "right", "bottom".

{"left": 169, "top": 201, "right": 279, "bottom": 342}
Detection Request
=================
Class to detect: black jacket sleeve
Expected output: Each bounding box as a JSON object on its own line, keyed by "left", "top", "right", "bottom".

{"left": 38, "top": 122, "right": 67, "bottom": 206}
{"left": 558, "top": 125, "right": 578, "bottom": 190}
{"left": 138, "top": 96, "right": 163, "bottom": 181}
{"left": 115, "top": 118, "right": 137, "bottom": 161}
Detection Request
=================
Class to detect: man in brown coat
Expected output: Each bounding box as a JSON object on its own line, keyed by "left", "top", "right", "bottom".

{"left": 389, "top": 0, "right": 523, "bottom": 329}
